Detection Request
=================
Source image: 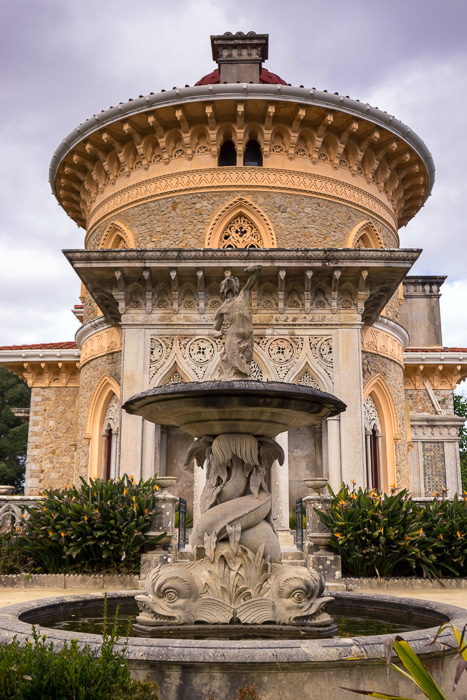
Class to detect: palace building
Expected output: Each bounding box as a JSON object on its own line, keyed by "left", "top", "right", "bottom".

{"left": 1, "top": 32, "right": 466, "bottom": 531}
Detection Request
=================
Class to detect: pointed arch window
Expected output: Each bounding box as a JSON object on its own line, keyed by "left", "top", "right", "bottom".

{"left": 219, "top": 140, "right": 237, "bottom": 166}
{"left": 364, "top": 395, "right": 383, "bottom": 489}
{"left": 219, "top": 215, "right": 263, "bottom": 249}
{"left": 243, "top": 140, "right": 263, "bottom": 166}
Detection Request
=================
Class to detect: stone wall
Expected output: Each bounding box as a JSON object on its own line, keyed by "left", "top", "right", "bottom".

{"left": 362, "top": 351, "right": 409, "bottom": 487}
{"left": 87, "top": 191, "right": 396, "bottom": 251}
{"left": 25, "top": 386, "right": 79, "bottom": 495}
{"left": 405, "top": 388, "right": 454, "bottom": 416}
{"left": 75, "top": 352, "right": 122, "bottom": 480}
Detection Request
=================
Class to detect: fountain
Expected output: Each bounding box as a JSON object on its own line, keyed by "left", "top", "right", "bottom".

{"left": 1, "top": 268, "right": 466, "bottom": 698}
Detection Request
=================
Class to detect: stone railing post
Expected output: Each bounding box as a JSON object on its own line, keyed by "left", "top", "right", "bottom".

{"left": 302, "top": 479, "right": 342, "bottom": 585}
{"left": 140, "top": 477, "right": 179, "bottom": 580}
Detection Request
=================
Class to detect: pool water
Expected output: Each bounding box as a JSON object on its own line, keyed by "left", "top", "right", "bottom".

{"left": 37, "top": 601, "right": 420, "bottom": 638}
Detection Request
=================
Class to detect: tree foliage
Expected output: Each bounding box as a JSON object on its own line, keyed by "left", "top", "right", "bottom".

{"left": 0, "top": 365, "right": 30, "bottom": 491}
{"left": 453, "top": 391, "right": 467, "bottom": 491}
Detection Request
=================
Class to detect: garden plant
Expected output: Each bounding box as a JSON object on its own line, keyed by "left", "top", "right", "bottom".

{"left": 317, "top": 483, "right": 467, "bottom": 578}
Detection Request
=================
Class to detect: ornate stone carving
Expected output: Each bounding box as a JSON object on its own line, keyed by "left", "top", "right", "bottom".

{"left": 87, "top": 167, "right": 397, "bottom": 233}
{"left": 310, "top": 336, "right": 333, "bottom": 379}
{"left": 79, "top": 326, "right": 122, "bottom": 367}
{"left": 13, "top": 362, "right": 80, "bottom": 388}
{"left": 213, "top": 266, "right": 262, "bottom": 380}
{"left": 135, "top": 546, "right": 334, "bottom": 627}
{"left": 149, "top": 337, "right": 174, "bottom": 381}
{"left": 361, "top": 326, "right": 404, "bottom": 367}
{"left": 187, "top": 337, "right": 216, "bottom": 364}
{"left": 219, "top": 215, "right": 263, "bottom": 249}
{"left": 297, "top": 371, "right": 319, "bottom": 389}
{"left": 363, "top": 395, "right": 381, "bottom": 434}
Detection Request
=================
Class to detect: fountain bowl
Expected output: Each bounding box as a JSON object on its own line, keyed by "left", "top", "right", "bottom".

{"left": 1, "top": 590, "right": 466, "bottom": 700}
{"left": 123, "top": 380, "right": 346, "bottom": 438}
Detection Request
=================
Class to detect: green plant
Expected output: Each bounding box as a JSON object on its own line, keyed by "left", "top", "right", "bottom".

{"left": 0, "top": 603, "right": 161, "bottom": 700}
{"left": 208, "top": 683, "right": 263, "bottom": 700}
{"left": 419, "top": 493, "right": 467, "bottom": 576}
{"left": 316, "top": 483, "right": 440, "bottom": 578}
{"left": 342, "top": 624, "right": 467, "bottom": 699}
{"left": 454, "top": 392, "right": 467, "bottom": 491}
{"left": 15, "top": 475, "right": 164, "bottom": 574}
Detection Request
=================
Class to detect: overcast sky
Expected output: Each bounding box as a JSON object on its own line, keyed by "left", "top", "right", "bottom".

{"left": 1, "top": 0, "right": 466, "bottom": 349}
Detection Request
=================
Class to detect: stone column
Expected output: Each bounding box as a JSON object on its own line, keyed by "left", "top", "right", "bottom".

{"left": 333, "top": 328, "right": 365, "bottom": 487}
{"left": 119, "top": 327, "right": 145, "bottom": 480}
{"left": 271, "top": 431, "right": 293, "bottom": 546}
{"left": 141, "top": 421, "right": 156, "bottom": 480}
{"left": 140, "top": 490, "right": 178, "bottom": 579}
{"left": 326, "top": 416, "right": 342, "bottom": 492}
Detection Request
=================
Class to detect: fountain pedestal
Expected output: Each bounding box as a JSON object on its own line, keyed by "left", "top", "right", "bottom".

{"left": 124, "top": 380, "right": 345, "bottom": 634}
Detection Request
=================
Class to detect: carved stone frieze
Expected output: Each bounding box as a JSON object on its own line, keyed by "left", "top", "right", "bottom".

{"left": 361, "top": 325, "right": 404, "bottom": 367}
{"left": 79, "top": 326, "right": 122, "bottom": 367}
{"left": 404, "top": 364, "right": 464, "bottom": 391}
{"left": 87, "top": 168, "right": 397, "bottom": 233}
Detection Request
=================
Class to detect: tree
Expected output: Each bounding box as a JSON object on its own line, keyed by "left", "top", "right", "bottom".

{"left": 0, "top": 366, "right": 30, "bottom": 492}
{"left": 453, "top": 391, "right": 467, "bottom": 491}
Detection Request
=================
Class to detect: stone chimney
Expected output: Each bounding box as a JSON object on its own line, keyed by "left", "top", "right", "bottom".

{"left": 211, "top": 31, "right": 269, "bottom": 83}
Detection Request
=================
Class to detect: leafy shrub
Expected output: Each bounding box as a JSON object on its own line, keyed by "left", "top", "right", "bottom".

{"left": 0, "top": 605, "right": 160, "bottom": 700}
{"left": 289, "top": 505, "right": 306, "bottom": 531}
{"left": 419, "top": 494, "right": 467, "bottom": 576}
{"left": 14, "top": 475, "right": 163, "bottom": 574}
{"left": 316, "top": 483, "right": 444, "bottom": 578}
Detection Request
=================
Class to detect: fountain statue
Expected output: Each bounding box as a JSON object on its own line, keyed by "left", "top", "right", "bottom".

{"left": 123, "top": 266, "right": 346, "bottom": 634}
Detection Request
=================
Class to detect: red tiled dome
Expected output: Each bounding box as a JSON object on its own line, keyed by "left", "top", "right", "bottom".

{"left": 195, "top": 68, "right": 287, "bottom": 86}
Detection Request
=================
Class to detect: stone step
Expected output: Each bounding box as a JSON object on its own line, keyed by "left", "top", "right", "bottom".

{"left": 281, "top": 559, "right": 306, "bottom": 567}
{"left": 280, "top": 547, "right": 305, "bottom": 561}
{"left": 325, "top": 582, "right": 346, "bottom": 592}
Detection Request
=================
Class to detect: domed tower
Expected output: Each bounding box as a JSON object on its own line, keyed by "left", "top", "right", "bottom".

{"left": 5, "top": 32, "right": 464, "bottom": 519}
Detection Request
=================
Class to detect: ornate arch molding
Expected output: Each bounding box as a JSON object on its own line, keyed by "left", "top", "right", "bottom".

{"left": 363, "top": 374, "right": 399, "bottom": 491}
{"left": 85, "top": 374, "right": 121, "bottom": 479}
{"left": 346, "top": 219, "right": 384, "bottom": 249}
{"left": 205, "top": 197, "right": 276, "bottom": 249}
{"left": 99, "top": 221, "right": 135, "bottom": 249}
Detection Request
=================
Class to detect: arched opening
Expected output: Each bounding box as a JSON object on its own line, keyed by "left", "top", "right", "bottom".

{"left": 205, "top": 198, "right": 276, "bottom": 248}
{"left": 219, "top": 140, "right": 237, "bottom": 166}
{"left": 243, "top": 140, "right": 263, "bottom": 167}
{"left": 363, "top": 376, "right": 399, "bottom": 492}
{"left": 86, "top": 375, "right": 121, "bottom": 480}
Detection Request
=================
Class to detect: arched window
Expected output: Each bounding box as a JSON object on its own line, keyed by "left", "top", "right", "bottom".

{"left": 243, "top": 140, "right": 263, "bottom": 167}
{"left": 364, "top": 395, "right": 382, "bottom": 489}
{"left": 101, "top": 394, "right": 120, "bottom": 480}
{"left": 219, "top": 140, "right": 237, "bottom": 166}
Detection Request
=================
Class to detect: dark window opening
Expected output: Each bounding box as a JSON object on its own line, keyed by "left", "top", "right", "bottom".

{"left": 104, "top": 427, "right": 113, "bottom": 481}
{"left": 219, "top": 140, "right": 237, "bottom": 166}
{"left": 243, "top": 140, "right": 263, "bottom": 166}
{"left": 370, "top": 427, "right": 380, "bottom": 490}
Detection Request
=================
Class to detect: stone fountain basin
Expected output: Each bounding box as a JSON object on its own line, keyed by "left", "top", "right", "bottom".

{"left": 1, "top": 591, "right": 466, "bottom": 700}
{"left": 123, "top": 380, "right": 346, "bottom": 438}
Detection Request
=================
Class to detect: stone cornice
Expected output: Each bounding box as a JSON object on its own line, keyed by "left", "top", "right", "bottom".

{"left": 64, "top": 247, "right": 420, "bottom": 328}
{"left": 50, "top": 84, "right": 434, "bottom": 196}
{"left": 86, "top": 167, "right": 397, "bottom": 234}
{"left": 0, "top": 347, "right": 80, "bottom": 363}
{"left": 403, "top": 276, "right": 447, "bottom": 298}
{"left": 404, "top": 350, "right": 467, "bottom": 364}
{"left": 374, "top": 316, "right": 409, "bottom": 348}
{"left": 50, "top": 84, "right": 433, "bottom": 231}
{"left": 75, "top": 315, "right": 111, "bottom": 348}
{"left": 409, "top": 414, "right": 465, "bottom": 441}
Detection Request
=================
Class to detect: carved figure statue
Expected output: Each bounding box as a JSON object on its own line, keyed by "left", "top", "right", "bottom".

{"left": 213, "top": 265, "right": 262, "bottom": 380}
{"left": 185, "top": 432, "right": 283, "bottom": 562}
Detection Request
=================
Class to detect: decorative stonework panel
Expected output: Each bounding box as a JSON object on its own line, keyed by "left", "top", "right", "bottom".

{"left": 80, "top": 327, "right": 122, "bottom": 367}
{"left": 422, "top": 442, "right": 446, "bottom": 495}
{"left": 220, "top": 215, "right": 263, "bottom": 248}
{"left": 149, "top": 337, "right": 174, "bottom": 381}
{"left": 103, "top": 394, "right": 120, "bottom": 431}
{"left": 310, "top": 337, "right": 333, "bottom": 380}
{"left": 361, "top": 326, "right": 404, "bottom": 367}
{"left": 363, "top": 395, "right": 381, "bottom": 434}
{"left": 296, "top": 371, "right": 319, "bottom": 389}
{"left": 187, "top": 337, "right": 216, "bottom": 364}
{"left": 267, "top": 338, "right": 295, "bottom": 364}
